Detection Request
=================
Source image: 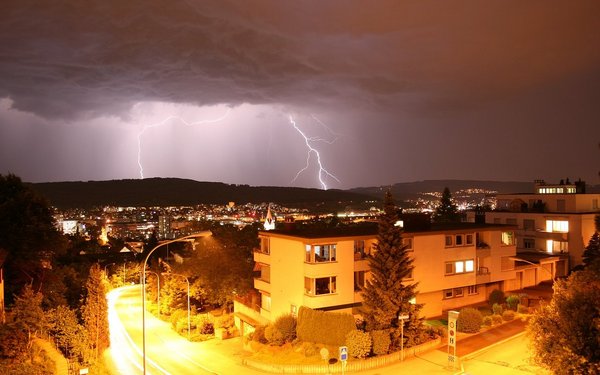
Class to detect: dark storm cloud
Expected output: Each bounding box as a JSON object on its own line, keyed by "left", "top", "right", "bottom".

{"left": 1, "top": 0, "right": 599, "bottom": 120}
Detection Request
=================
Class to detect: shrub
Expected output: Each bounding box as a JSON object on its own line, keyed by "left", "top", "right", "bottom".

{"left": 491, "top": 314, "right": 503, "bottom": 325}
{"left": 273, "top": 314, "right": 297, "bottom": 343}
{"left": 169, "top": 309, "right": 187, "bottom": 329}
{"left": 251, "top": 325, "right": 267, "bottom": 343}
{"left": 506, "top": 295, "right": 520, "bottom": 311}
{"left": 502, "top": 310, "right": 515, "bottom": 321}
{"left": 482, "top": 316, "right": 493, "bottom": 327}
{"left": 346, "top": 330, "right": 371, "bottom": 359}
{"left": 297, "top": 306, "right": 356, "bottom": 346}
{"left": 264, "top": 324, "right": 285, "bottom": 346}
{"left": 302, "top": 342, "right": 319, "bottom": 357}
{"left": 371, "top": 330, "right": 391, "bottom": 356}
{"left": 492, "top": 303, "right": 503, "bottom": 316}
{"left": 517, "top": 304, "right": 529, "bottom": 314}
{"left": 457, "top": 307, "right": 483, "bottom": 333}
{"left": 214, "top": 313, "right": 234, "bottom": 329}
{"left": 489, "top": 289, "right": 505, "bottom": 306}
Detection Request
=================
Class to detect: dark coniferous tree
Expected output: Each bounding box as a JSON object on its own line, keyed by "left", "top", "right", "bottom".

{"left": 582, "top": 215, "right": 600, "bottom": 271}
{"left": 433, "top": 187, "right": 460, "bottom": 223}
{"left": 361, "top": 191, "right": 423, "bottom": 348}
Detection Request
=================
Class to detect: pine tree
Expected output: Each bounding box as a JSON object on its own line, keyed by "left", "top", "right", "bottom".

{"left": 361, "top": 191, "right": 423, "bottom": 348}
{"left": 81, "top": 264, "right": 109, "bottom": 360}
{"left": 11, "top": 284, "right": 47, "bottom": 346}
{"left": 582, "top": 230, "right": 600, "bottom": 271}
{"left": 433, "top": 187, "right": 460, "bottom": 223}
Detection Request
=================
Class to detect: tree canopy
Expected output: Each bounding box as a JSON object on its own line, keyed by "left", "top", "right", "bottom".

{"left": 528, "top": 269, "right": 600, "bottom": 374}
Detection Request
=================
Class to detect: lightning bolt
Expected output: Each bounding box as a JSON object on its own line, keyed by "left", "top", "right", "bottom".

{"left": 136, "top": 108, "right": 231, "bottom": 179}
{"left": 289, "top": 115, "right": 340, "bottom": 190}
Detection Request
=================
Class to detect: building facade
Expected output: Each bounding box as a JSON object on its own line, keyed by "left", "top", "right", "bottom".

{"left": 244, "top": 222, "right": 517, "bottom": 324}
{"left": 467, "top": 180, "right": 600, "bottom": 276}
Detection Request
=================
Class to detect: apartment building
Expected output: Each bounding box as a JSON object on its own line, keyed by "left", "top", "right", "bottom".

{"left": 467, "top": 179, "right": 600, "bottom": 277}
{"left": 242, "top": 221, "right": 517, "bottom": 324}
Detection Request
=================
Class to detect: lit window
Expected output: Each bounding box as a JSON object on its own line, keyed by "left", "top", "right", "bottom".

{"left": 465, "top": 260, "right": 474, "bottom": 272}
{"left": 501, "top": 231, "right": 515, "bottom": 245}
{"left": 261, "top": 294, "right": 271, "bottom": 312}
{"left": 545, "top": 220, "right": 569, "bottom": 233}
{"left": 455, "top": 261, "right": 464, "bottom": 273}
{"left": 307, "top": 244, "right": 337, "bottom": 263}
{"left": 546, "top": 240, "right": 568, "bottom": 253}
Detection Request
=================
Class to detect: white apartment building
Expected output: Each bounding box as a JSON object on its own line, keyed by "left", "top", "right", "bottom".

{"left": 235, "top": 221, "right": 517, "bottom": 328}
{"left": 467, "top": 179, "right": 600, "bottom": 277}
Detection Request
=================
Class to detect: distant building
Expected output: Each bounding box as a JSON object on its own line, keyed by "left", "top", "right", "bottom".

{"left": 467, "top": 179, "right": 600, "bottom": 277}
{"left": 235, "top": 221, "right": 518, "bottom": 330}
{"left": 158, "top": 215, "right": 172, "bottom": 239}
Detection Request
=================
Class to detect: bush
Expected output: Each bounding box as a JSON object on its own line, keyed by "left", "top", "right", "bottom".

{"left": 371, "top": 330, "right": 391, "bottom": 356}
{"left": 502, "top": 310, "right": 515, "bottom": 321}
{"left": 482, "top": 316, "right": 493, "bottom": 327}
{"left": 346, "top": 330, "right": 371, "bottom": 359}
{"left": 214, "top": 313, "right": 234, "bottom": 329}
{"left": 506, "top": 295, "right": 520, "bottom": 311}
{"left": 457, "top": 307, "right": 483, "bottom": 333}
{"left": 264, "top": 324, "right": 285, "bottom": 346}
{"left": 492, "top": 303, "right": 503, "bottom": 316}
{"left": 169, "top": 309, "right": 187, "bottom": 330}
{"left": 517, "top": 304, "right": 529, "bottom": 314}
{"left": 302, "top": 342, "right": 319, "bottom": 357}
{"left": 273, "top": 314, "right": 297, "bottom": 343}
{"left": 489, "top": 289, "right": 505, "bottom": 306}
{"left": 297, "top": 306, "right": 356, "bottom": 346}
{"left": 251, "top": 325, "right": 267, "bottom": 343}
{"left": 491, "top": 314, "right": 503, "bottom": 325}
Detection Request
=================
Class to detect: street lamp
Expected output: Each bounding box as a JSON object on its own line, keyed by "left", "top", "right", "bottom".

{"left": 144, "top": 271, "right": 160, "bottom": 319}
{"left": 162, "top": 272, "right": 190, "bottom": 339}
{"left": 103, "top": 262, "right": 115, "bottom": 276}
{"left": 141, "top": 231, "right": 210, "bottom": 375}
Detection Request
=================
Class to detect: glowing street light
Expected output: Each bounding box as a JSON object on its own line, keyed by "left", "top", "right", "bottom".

{"left": 162, "top": 272, "right": 191, "bottom": 339}
{"left": 141, "top": 232, "right": 210, "bottom": 375}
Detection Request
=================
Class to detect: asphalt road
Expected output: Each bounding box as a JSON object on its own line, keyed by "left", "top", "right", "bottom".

{"left": 107, "top": 285, "right": 264, "bottom": 375}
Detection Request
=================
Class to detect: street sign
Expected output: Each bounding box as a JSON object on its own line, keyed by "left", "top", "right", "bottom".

{"left": 398, "top": 314, "right": 409, "bottom": 320}
{"left": 447, "top": 310, "right": 459, "bottom": 370}
{"left": 448, "top": 354, "right": 455, "bottom": 362}
{"left": 339, "top": 346, "right": 348, "bottom": 362}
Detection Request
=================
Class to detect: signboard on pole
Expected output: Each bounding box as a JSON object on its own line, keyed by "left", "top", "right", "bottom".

{"left": 447, "top": 310, "right": 459, "bottom": 368}
{"left": 339, "top": 346, "right": 348, "bottom": 362}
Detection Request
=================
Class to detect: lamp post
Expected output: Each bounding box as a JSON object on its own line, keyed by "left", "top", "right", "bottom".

{"left": 141, "top": 232, "right": 210, "bottom": 375}
{"left": 103, "top": 262, "right": 115, "bottom": 276}
{"left": 144, "top": 271, "right": 160, "bottom": 319}
{"left": 162, "top": 272, "right": 191, "bottom": 339}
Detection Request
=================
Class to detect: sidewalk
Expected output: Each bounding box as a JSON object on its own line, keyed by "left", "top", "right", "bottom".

{"left": 450, "top": 318, "right": 528, "bottom": 357}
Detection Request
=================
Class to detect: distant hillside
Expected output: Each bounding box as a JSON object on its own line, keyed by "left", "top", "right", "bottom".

{"left": 29, "top": 178, "right": 372, "bottom": 209}
{"left": 350, "top": 180, "right": 535, "bottom": 200}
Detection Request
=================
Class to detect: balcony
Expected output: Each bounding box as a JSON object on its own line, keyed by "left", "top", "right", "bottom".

{"left": 476, "top": 266, "right": 491, "bottom": 283}
{"left": 253, "top": 277, "right": 271, "bottom": 293}
{"left": 535, "top": 230, "right": 568, "bottom": 241}
{"left": 253, "top": 248, "right": 270, "bottom": 264}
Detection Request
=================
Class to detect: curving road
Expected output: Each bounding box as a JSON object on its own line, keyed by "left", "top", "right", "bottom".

{"left": 107, "top": 285, "right": 264, "bottom": 375}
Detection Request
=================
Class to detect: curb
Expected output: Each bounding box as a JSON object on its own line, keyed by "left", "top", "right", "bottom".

{"left": 460, "top": 331, "right": 526, "bottom": 361}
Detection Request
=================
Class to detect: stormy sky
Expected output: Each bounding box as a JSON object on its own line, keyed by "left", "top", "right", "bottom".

{"left": 1, "top": 1, "right": 599, "bottom": 189}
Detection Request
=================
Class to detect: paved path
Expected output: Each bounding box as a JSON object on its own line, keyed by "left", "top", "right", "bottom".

{"left": 447, "top": 318, "right": 529, "bottom": 357}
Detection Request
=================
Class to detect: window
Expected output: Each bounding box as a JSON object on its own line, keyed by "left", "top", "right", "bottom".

{"left": 465, "top": 260, "right": 474, "bottom": 272}
{"left": 524, "top": 238, "right": 535, "bottom": 249}
{"left": 546, "top": 220, "right": 568, "bottom": 233}
{"left": 445, "top": 260, "right": 475, "bottom": 275}
{"left": 354, "top": 271, "right": 366, "bottom": 291}
{"left": 403, "top": 238, "right": 413, "bottom": 250}
{"left": 445, "top": 236, "right": 453, "bottom": 247}
{"left": 305, "top": 276, "right": 337, "bottom": 295}
{"left": 593, "top": 199, "right": 598, "bottom": 210}
{"left": 501, "top": 231, "right": 515, "bottom": 245}
{"left": 467, "top": 285, "right": 478, "bottom": 295}
{"left": 290, "top": 304, "right": 297, "bottom": 317}
{"left": 354, "top": 240, "right": 365, "bottom": 254}
{"left": 443, "top": 288, "right": 464, "bottom": 299}
{"left": 260, "top": 237, "right": 270, "bottom": 254}
{"left": 306, "top": 244, "right": 337, "bottom": 263}
{"left": 546, "top": 240, "right": 568, "bottom": 254}
{"left": 465, "top": 234, "right": 473, "bottom": 245}
{"left": 261, "top": 293, "right": 271, "bottom": 312}
{"left": 523, "top": 219, "right": 535, "bottom": 231}
{"left": 455, "top": 235, "right": 463, "bottom": 246}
